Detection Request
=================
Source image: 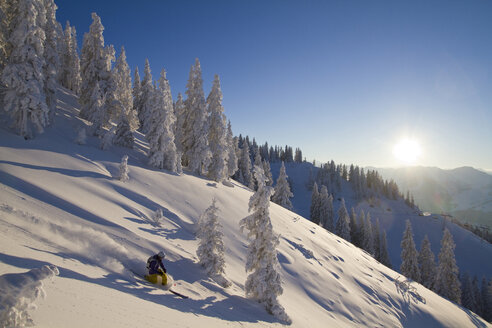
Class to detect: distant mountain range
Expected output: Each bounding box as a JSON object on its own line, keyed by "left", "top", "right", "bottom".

{"left": 373, "top": 166, "right": 492, "bottom": 229}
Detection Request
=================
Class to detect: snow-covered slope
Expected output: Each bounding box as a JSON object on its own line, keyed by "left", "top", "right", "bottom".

{"left": 374, "top": 166, "right": 492, "bottom": 229}
{"left": 271, "top": 162, "right": 492, "bottom": 280}
{"left": 0, "top": 89, "right": 490, "bottom": 327}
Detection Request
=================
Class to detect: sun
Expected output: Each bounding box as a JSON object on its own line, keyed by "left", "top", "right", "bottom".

{"left": 393, "top": 139, "right": 422, "bottom": 165}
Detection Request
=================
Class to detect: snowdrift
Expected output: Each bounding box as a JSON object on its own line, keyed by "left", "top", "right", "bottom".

{"left": 0, "top": 89, "right": 489, "bottom": 327}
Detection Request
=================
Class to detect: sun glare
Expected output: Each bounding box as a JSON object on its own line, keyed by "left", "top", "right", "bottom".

{"left": 393, "top": 139, "right": 422, "bottom": 165}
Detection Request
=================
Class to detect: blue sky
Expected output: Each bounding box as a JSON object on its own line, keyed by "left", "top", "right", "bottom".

{"left": 57, "top": 0, "right": 492, "bottom": 170}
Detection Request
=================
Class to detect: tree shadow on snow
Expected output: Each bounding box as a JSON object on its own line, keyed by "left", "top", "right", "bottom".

{"left": 0, "top": 160, "right": 111, "bottom": 179}
{"left": 0, "top": 171, "right": 120, "bottom": 228}
{"left": 0, "top": 252, "right": 280, "bottom": 325}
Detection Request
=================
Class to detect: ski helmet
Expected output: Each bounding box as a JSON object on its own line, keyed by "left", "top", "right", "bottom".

{"left": 157, "top": 251, "right": 165, "bottom": 259}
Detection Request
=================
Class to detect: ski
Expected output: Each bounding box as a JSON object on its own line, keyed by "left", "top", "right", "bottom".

{"left": 169, "top": 289, "right": 189, "bottom": 299}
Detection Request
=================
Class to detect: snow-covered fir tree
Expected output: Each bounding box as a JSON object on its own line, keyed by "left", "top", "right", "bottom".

{"left": 99, "top": 127, "right": 114, "bottom": 150}
{"left": 319, "top": 186, "right": 334, "bottom": 232}
{"left": 238, "top": 142, "right": 253, "bottom": 188}
{"left": 113, "top": 112, "right": 134, "bottom": 148}
{"left": 357, "top": 210, "right": 366, "bottom": 249}
{"left": 362, "top": 213, "right": 373, "bottom": 255}
{"left": 1, "top": 0, "right": 49, "bottom": 139}
{"left": 196, "top": 198, "right": 230, "bottom": 287}
{"left": 147, "top": 69, "right": 178, "bottom": 172}
{"left": 272, "top": 162, "right": 294, "bottom": 210}
{"left": 59, "top": 21, "right": 73, "bottom": 89}
{"left": 43, "top": 0, "right": 60, "bottom": 117}
{"left": 379, "top": 230, "right": 392, "bottom": 268}
{"left": 225, "top": 121, "right": 238, "bottom": 178}
{"left": 206, "top": 74, "right": 229, "bottom": 182}
{"left": 183, "top": 58, "right": 211, "bottom": 176}
{"left": 74, "top": 127, "right": 86, "bottom": 145}
{"left": 400, "top": 220, "right": 421, "bottom": 282}
{"left": 136, "top": 59, "right": 154, "bottom": 133}
{"left": 132, "top": 66, "right": 141, "bottom": 123}
{"left": 481, "top": 277, "right": 491, "bottom": 321}
{"left": 349, "top": 207, "right": 358, "bottom": 246}
{"left": 79, "top": 13, "right": 114, "bottom": 122}
{"left": 435, "top": 228, "right": 461, "bottom": 304}
{"left": 372, "top": 218, "right": 381, "bottom": 261}
{"left": 461, "top": 272, "right": 474, "bottom": 311}
{"left": 87, "top": 82, "right": 105, "bottom": 136}
{"left": 310, "top": 182, "right": 321, "bottom": 225}
{"left": 118, "top": 154, "right": 129, "bottom": 182}
{"left": 335, "top": 198, "right": 351, "bottom": 241}
{"left": 152, "top": 208, "right": 163, "bottom": 226}
{"left": 418, "top": 235, "right": 436, "bottom": 290}
{"left": 239, "top": 165, "right": 291, "bottom": 323}
{"left": 174, "top": 92, "right": 185, "bottom": 156}
{"left": 112, "top": 46, "right": 138, "bottom": 130}
{"left": 262, "top": 160, "right": 273, "bottom": 187}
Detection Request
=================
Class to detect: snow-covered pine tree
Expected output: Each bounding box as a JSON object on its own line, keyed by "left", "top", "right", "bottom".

{"left": 400, "top": 220, "right": 421, "bottom": 282}
{"left": 206, "top": 74, "right": 228, "bottom": 182}
{"left": 136, "top": 59, "right": 154, "bottom": 133}
{"left": 418, "top": 234, "right": 436, "bottom": 290}
{"left": 112, "top": 46, "right": 137, "bottom": 130}
{"left": 43, "top": 0, "right": 60, "bottom": 117}
{"left": 372, "top": 218, "right": 381, "bottom": 261}
{"left": 239, "top": 165, "right": 291, "bottom": 323}
{"left": 272, "top": 162, "right": 294, "bottom": 210}
{"left": 357, "top": 209, "right": 366, "bottom": 249}
{"left": 263, "top": 160, "right": 273, "bottom": 187}
{"left": 319, "top": 186, "right": 333, "bottom": 232}
{"left": 74, "top": 126, "right": 86, "bottom": 145}
{"left": 147, "top": 69, "right": 178, "bottom": 172}
{"left": 310, "top": 182, "right": 321, "bottom": 224}
{"left": 224, "top": 121, "right": 238, "bottom": 178}
{"left": 152, "top": 208, "right": 163, "bottom": 226}
{"left": 79, "top": 13, "right": 114, "bottom": 121}
{"left": 379, "top": 230, "right": 392, "bottom": 268}
{"left": 1, "top": 0, "right": 49, "bottom": 139}
{"left": 362, "top": 212, "right": 373, "bottom": 255}
{"left": 461, "top": 272, "right": 474, "bottom": 311}
{"left": 335, "top": 198, "right": 351, "bottom": 241}
{"left": 196, "top": 198, "right": 230, "bottom": 287}
{"left": 59, "top": 21, "right": 72, "bottom": 88}
{"left": 481, "top": 277, "right": 491, "bottom": 321}
{"left": 349, "top": 207, "right": 358, "bottom": 246}
{"left": 183, "top": 58, "right": 211, "bottom": 176}
{"left": 435, "top": 228, "right": 461, "bottom": 304}
{"left": 238, "top": 142, "right": 253, "bottom": 188}
{"left": 132, "top": 66, "right": 141, "bottom": 121}
{"left": 99, "top": 126, "right": 114, "bottom": 150}
{"left": 472, "top": 275, "right": 483, "bottom": 316}
{"left": 114, "top": 112, "right": 134, "bottom": 148}
{"left": 174, "top": 92, "right": 185, "bottom": 158}
{"left": 118, "top": 154, "right": 129, "bottom": 182}
{"left": 87, "top": 81, "right": 105, "bottom": 136}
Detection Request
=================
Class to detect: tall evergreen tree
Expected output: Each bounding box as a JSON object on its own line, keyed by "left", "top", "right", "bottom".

{"left": 363, "top": 213, "right": 374, "bottom": 255}
{"left": 183, "top": 58, "right": 211, "bottom": 175}
{"left": 1, "top": 0, "right": 49, "bottom": 138}
{"left": 349, "top": 207, "right": 358, "bottom": 246}
{"left": 262, "top": 160, "right": 273, "bottom": 187}
{"left": 206, "top": 74, "right": 228, "bottom": 182}
{"left": 196, "top": 198, "right": 230, "bottom": 287}
{"left": 239, "top": 165, "right": 290, "bottom": 323}
{"left": 272, "top": 162, "right": 294, "bottom": 210}
{"left": 435, "top": 228, "right": 461, "bottom": 304}
{"left": 112, "top": 46, "right": 137, "bottom": 130}
{"left": 147, "top": 69, "right": 178, "bottom": 172}
{"left": 461, "top": 272, "right": 474, "bottom": 311}
{"left": 400, "top": 220, "right": 421, "bottom": 282}
{"left": 226, "top": 121, "right": 238, "bottom": 178}
{"left": 481, "top": 277, "right": 491, "bottom": 321}
{"left": 173, "top": 92, "right": 185, "bottom": 156}
{"left": 418, "top": 235, "right": 436, "bottom": 290}
{"left": 43, "top": 0, "right": 60, "bottom": 117}
{"left": 372, "top": 218, "right": 381, "bottom": 261}
{"left": 79, "top": 13, "right": 114, "bottom": 121}
{"left": 379, "top": 230, "right": 392, "bottom": 268}
{"left": 310, "top": 182, "right": 321, "bottom": 225}
{"left": 238, "top": 142, "right": 253, "bottom": 188}
{"left": 136, "top": 58, "right": 153, "bottom": 133}
{"left": 335, "top": 198, "right": 351, "bottom": 241}
{"left": 319, "top": 186, "right": 333, "bottom": 232}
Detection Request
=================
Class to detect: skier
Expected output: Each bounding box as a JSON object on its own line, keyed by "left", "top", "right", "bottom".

{"left": 147, "top": 251, "right": 167, "bottom": 275}
{"left": 145, "top": 251, "right": 169, "bottom": 286}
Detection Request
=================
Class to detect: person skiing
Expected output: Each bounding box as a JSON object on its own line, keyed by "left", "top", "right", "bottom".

{"left": 147, "top": 251, "right": 167, "bottom": 275}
